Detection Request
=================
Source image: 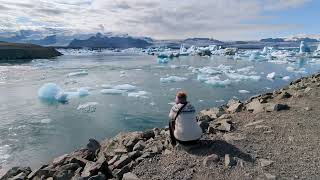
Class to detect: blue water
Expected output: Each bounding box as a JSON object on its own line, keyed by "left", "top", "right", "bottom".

{"left": 0, "top": 51, "right": 319, "bottom": 173}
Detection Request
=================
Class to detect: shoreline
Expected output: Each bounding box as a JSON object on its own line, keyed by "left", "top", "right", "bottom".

{"left": 1, "top": 72, "right": 320, "bottom": 180}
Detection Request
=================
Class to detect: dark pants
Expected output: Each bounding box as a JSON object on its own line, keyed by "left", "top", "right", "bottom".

{"left": 169, "top": 120, "right": 199, "bottom": 146}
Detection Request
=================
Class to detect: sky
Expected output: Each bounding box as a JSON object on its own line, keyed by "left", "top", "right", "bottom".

{"left": 0, "top": 0, "right": 319, "bottom": 40}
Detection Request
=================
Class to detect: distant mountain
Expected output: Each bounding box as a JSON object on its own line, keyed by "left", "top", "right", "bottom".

{"left": 68, "top": 33, "right": 152, "bottom": 48}
{"left": 260, "top": 38, "right": 285, "bottom": 42}
{"left": 26, "top": 35, "right": 57, "bottom": 46}
{"left": 183, "top": 38, "right": 223, "bottom": 44}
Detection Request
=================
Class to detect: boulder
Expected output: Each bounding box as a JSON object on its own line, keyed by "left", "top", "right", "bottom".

{"left": 276, "top": 91, "right": 291, "bottom": 99}
{"left": 264, "top": 173, "right": 277, "bottom": 180}
{"left": 123, "top": 132, "right": 143, "bottom": 152}
{"left": 123, "top": 172, "right": 140, "bottom": 180}
{"left": 133, "top": 140, "right": 146, "bottom": 151}
{"left": 142, "top": 130, "right": 155, "bottom": 140}
{"left": 113, "top": 155, "right": 132, "bottom": 169}
{"left": 81, "top": 155, "right": 113, "bottom": 179}
{"left": 246, "top": 99, "right": 265, "bottom": 113}
{"left": 209, "top": 119, "right": 233, "bottom": 132}
{"left": 198, "top": 120, "right": 210, "bottom": 133}
{"left": 203, "top": 154, "right": 220, "bottom": 166}
{"left": 113, "top": 165, "right": 130, "bottom": 180}
{"left": 88, "top": 173, "right": 107, "bottom": 180}
{"left": 265, "top": 103, "right": 289, "bottom": 112}
{"left": 87, "top": 139, "right": 101, "bottom": 153}
{"left": 108, "top": 155, "right": 120, "bottom": 166}
{"left": 227, "top": 100, "right": 243, "bottom": 113}
{"left": 53, "top": 154, "right": 69, "bottom": 166}
{"left": 259, "top": 159, "right": 274, "bottom": 167}
{"left": 69, "top": 156, "right": 89, "bottom": 167}
{"left": 1, "top": 167, "right": 31, "bottom": 180}
{"left": 53, "top": 170, "right": 75, "bottom": 180}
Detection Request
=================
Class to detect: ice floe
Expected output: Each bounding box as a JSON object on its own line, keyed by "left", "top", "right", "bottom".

{"left": 160, "top": 76, "right": 188, "bottom": 83}
{"left": 113, "top": 84, "right": 137, "bottom": 91}
{"left": 38, "top": 83, "right": 63, "bottom": 102}
{"left": 267, "top": 72, "right": 276, "bottom": 79}
{"left": 205, "top": 79, "right": 232, "bottom": 87}
{"left": 67, "top": 70, "right": 88, "bottom": 77}
{"left": 239, "top": 90, "right": 250, "bottom": 94}
{"left": 77, "top": 102, "right": 98, "bottom": 113}
{"left": 100, "top": 89, "right": 125, "bottom": 95}
{"left": 282, "top": 76, "right": 290, "bottom": 81}
{"left": 128, "top": 91, "right": 149, "bottom": 98}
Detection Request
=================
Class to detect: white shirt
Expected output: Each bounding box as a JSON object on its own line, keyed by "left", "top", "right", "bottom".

{"left": 169, "top": 103, "right": 202, "bottom": 141}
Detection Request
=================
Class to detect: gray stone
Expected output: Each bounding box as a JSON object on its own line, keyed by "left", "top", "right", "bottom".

{"left": 198, "top": 120, "right": 209, "bottom": 133}
{"left": 198, "top": 107, "right": 225, "bottom": 121}
{"left": 11, "top": 172, "right": 27, "bottom": 180}
{"left": 203, "top": 154, "right": 219, "bottom": 166}
{"left": 132, "top": 140, "right": 146, "bottom": 151}
{"left": 87, "top": 139, "right": 101, "bottom": 153}
{"left": 113, "top": 165, "right": 130, "bottom": 180}
{"left": 108, "top": 155, "right": 120, "bottom": 166}
{"left": 260, "top": 159, "right": 274, "bottom": 167}
{"left": 69, "top": 156, "right": 89, "bottom": 167}
{"left": 114, "top": 148, "right": 128, "bottom": 155}
{"left": 57, "top": 163, "right": 80, "bottom": 172}
{"left": 128, "top": 151, "right": 142, "bottom": 160}
{"left": 122, "top": 172, "right": 140, "bottom": 180}
{"left": 265, "top": 103, "right": 289, "bottom": 112}
{"left": 27, "top": 165, "right": 47, "bottom": 179}
{"left": 142, "top": 130, "right": 155, "bottom": 140}
{"left": 212, "top": 119, "right": 233, "bottom": 132}
{"left": 277, "top": 91, "right": 291, "bottom": 99}
{"left": 1, "top": 167, "right": 31, "bottom": 180}
{"left": 81, "top": 155, "right": 112, "bottom": 179}
{"left": 246, "top": 99, "right": 264, "bottom": 113}
{"left": 88, "top": 173, "right": 107, "bottom": 180}
{"left": 52, "top": 154, "right": 69, "bottom": 166}
{"left": 264, "top": 173, "right": 277, "bottom": 180}
{"left": 113, "top": 155, "right": 132, "bottom": 169}
{"left": 53, "top": 170, "right": 74, "bottom": 180}
{"left": 227, "top": 101, "right": 243, "bottom": 113}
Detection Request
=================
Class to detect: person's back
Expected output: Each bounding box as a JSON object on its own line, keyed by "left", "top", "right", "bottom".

{"left": 169, "top": 91, "right": 202, "bottom": 145}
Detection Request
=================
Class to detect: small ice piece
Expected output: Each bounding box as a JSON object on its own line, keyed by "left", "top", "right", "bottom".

{"left": 67, "top": 70, "right": 88, "bottom": 77}
{"left": 239, "top": 90, "right": 250, "bottom": 94}
{"left": 77, "top": 87, "right": 90, "bottom": 97}
{"left": 282, "top": 76, "right": 290, "bottom": 81}
{"left": 299, "top": 41, "right": 311, "bottom": 54}
{"left": 198, "top": 67, "right": 221, "bottom": 75}
{"left": 266, "top": 87, "right": 271, "bottom": 90}
{"left": 113, "top": 84, "right": 137, "bottom": 91}
{"left": 226, "top": 73, "right": 261, "bottom": 81}
{"left": 38, "top": 83, "right": 62, "bottom": 101}
{"left": 157, "top": 58, "right": 169, "bottom": 64}
{"left": 215, "top": 99, "right": 225, "bottom": 103}
{"left": 101, "top": 84, "right": 113, "bottom": 89}
{"left": 128, "top": 91, "right": 149, "bottom": 98}
{"left": 150, "top": 102, "right": 156, "bottom": 106}
{"left": 267, "top": 72, "right": 276, "bottom": 79}
{"left": 160, "top": 76, "right": 188, "bottom": 83}
{"left": 237, "top": 66, "right": 254, "bottom": 74}
{"left": 286, "top": 67, "right": 296, "bottom": 72}
{"left": 77, "top": 102, "right": 98, "bottom": 113}
{"left": 199, "top": 99, "right": 204, "bottom": 102}
{"left": 40, "top": 118, "right": 52, "bottom": 124}
{"left": 205, "top": 79, "right": 231, "bottom": 87}
{"left": 100, "top": 89, "right": 125, "bottom": 95}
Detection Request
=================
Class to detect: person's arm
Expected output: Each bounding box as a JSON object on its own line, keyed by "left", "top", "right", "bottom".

{"left": 169, "top": 108, "right": 176, "bottom": 120}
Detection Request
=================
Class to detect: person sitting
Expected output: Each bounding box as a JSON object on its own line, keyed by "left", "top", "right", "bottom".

{"left": 169, "top": 91, "right": 202, "bottom": 146}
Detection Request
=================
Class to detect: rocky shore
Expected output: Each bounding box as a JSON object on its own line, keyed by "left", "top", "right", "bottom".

{"left": 0, "top": 42, "right": 62, "bottom": 63}
{"left": 2, "top": 73, "right": 320, "bottom": 180}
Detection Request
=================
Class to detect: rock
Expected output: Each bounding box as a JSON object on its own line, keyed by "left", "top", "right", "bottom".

{"left": 122, "top": 172, "right": 140, "bottom": 180}
{"left": 71, "top": 149, "right": 96, "bottom": 162}
{"left": 1, "top": 167, "right": 31, "bottom": 179}
{"left": 123, "top": 132, "right": 143, "bottom": 152}
{"left": 224, "top": 154, "right": 236, "bottom": 167}
{"left": 265, "top": 103, "right": 289, "bottom": 112}
{"left": 163, "top": 149, "right": 172, "bottom": 155}
{"left": 210, "top": 119, "right": 233, "bottom": 132}
{"left": 304, "top": 87, "right": 312, "bottom": 93}
{"left": 259, "top": 94, "right": 273, "bottom": 103}
{"left": 198, "top": 107, "right": 225, "bottom": 121}
{"left": 27, "top": 165, "right": 47, "bottom": 179}
{"left": 198, "top": 120, "right": 210, "bottom": 133}
{"left": 277, "top": 91, "right": 292, "bottom": 99}
{"left": 260, "top": 159, "right": 274, "bottom": 167}
{"left": 223, "top": 133, "right": 246, "bottom": 142}
{"left": 69, "top": 156, "right": 89, "bottom": 167}
{"left": 142, "top": 130, "right": 155, "bottom": 140}
{"left": 304, "top": 107, "right": 312, "bottom": 111}
{"left": 87, "top": 139, "right": 101, "bottom": 153}
{"left": 71, "top": 167, "right": 82, "bottom": 180}
{"left": 264, "top": 173, "right": 277, "bottom": 180}
{"left": 128, "top": 151, "right": 142, "bottom": 160}
{"left": 246, "top": 99, "right": 264, "bottom": 113}
{"left": 219, "top": 114, "right": 232, "bottom": 119}
{"left": 53, "top": 154, "right": 69, "bottom": 166}
{"left": 203, "top": 154, "right": 220, "bottom": 166}
{"left": 108, "top": 155, "right": 120, "bottom": 166}
{"left": 10, "top": 172, "right": 28, "bottom": 180}
{"left": 113, "top": 155, "right": 132, "bottom": 169}
{"left": 113, "top": 165, "right": 130, "bottom": 180}
{"left": 133, "top": 140, "right": 146, "bottom": 151}
{"left": 81, "top": 155, "right": 113, "bottom": 179}
{"left": 227, "top": 100, "right": 243, "bottom": 113}
{"left": 53, "top": 170, "right": 75, "bottom": 180}
{"left": 114, "top": 148, "right": 128, "bottom": 155}
{"left": 88, "top": 173, "right": 107, "bottom": 180}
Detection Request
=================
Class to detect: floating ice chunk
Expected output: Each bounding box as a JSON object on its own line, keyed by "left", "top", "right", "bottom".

{"left": 150, "top": 102, "right": 156, "bottom": 106}
{"left": 226, "top": 73, "right": 261, "bottom": 81}
{"left": 160, "top": 76, "right": 188, "bottom": 83}
{"left": 101, "top": 84, "right": 113, "bottom": 89}
{"left": 286, "top": 66, "right": 296, "bottom": 72}
{"left": 239, "top": 90, "right": 250, "bottom": 94}
{"left": 128, "top": 91, "right": 149, "bottom": 98}
{"left": 299, "top": 41, "right": 311, "bottom": 54}
{"left": 249, "top": 51, "right": 261, "bottom": 61}
{"left": 282, "top": 76, "right": 290, "bottom": 81}
{"left": 157, "top": 58, "right": 169, "bottom": 64}
{"left": 198, "top": 67, "right": 221, "bottom": 75}
{"left": 67, "top": 70, "right": 88, "bottom": 77}
{"left": 40, "top": 118, "right": 52, "bottom": 124}
{"left": 237, "top": 66, "right": 254, "bottom": 74}
{"left": 267, "top": 72, "right": 276, "bottom": 79}
{"left": 113, "top": 84, "right": 136, "bottom": 91}
{"left": 215, "top": 99, "right": 225, "bottom": 103}
{"left": 77, "top": 102, "right": 98, "bottom": 113}
{"left": 77, "top": 87, "right": 90, "bottom": 97}
{"left": 100, "top": 89, "right": 125, "bottom": 95}
{"left": 38, "top": 83, "right": 62, "bottom": 102}
{"left": 205, "top": 79, "right": 231, "bottom": 87}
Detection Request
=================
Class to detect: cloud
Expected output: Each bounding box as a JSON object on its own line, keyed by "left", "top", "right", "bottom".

{"left": 0, "top": 0, "right": 313, "bottom": 40}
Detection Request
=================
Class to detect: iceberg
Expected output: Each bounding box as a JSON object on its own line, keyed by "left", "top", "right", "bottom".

{"left": 113, "top": 84, "right": 137, "bottom": 91}
{"left": 160, "top": 76, "right": 188, "bottom": 83}
{"left": 101, "top": 84, "right": 113, "bottom": 89}
{"left": 204, "top": 79, "right": 231, "bottom": 87}
{"left": 38, "top": 83, "right": 63, "bottom": 102}
{"left": 197, "top": 74, "right": 220, "bottom": 82}
{"left": 128, "top": 91, "right": 149, "bottom": 98}
{"left": 239, "top": 90, "right": 250, "bottom": 94}
{"left": 157, "top": 58, "right": 169, "bottom": 64}
{"left": 299, "top": 41, "right": 311, "bottom": 54}
{"left": 67, "top": 70, "right": 88, "bottom": 77}
{"left": 198, "top": 67, "right": 222, "bottom": 75}
{"left": 282, "top": 76, "right": 290, "bottom": 81}
{"left": 237, "top": 66, "right": 254, "bottom": 74}
{"left": 77, "top": 102, "right": 98, "bottom": 113}
{"left": 100, "top": 89, "right": 125, "bottom": 95}
{"left": 267, "top": 72, "right": 276, "bottom": 79}
{"left": 226, "top": 73, "right": 261, "bottom": 81}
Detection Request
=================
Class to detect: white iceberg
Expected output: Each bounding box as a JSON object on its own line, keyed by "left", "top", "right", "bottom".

{"left": 226, "top": 73, "right": 261, "bottom": 81}
{"left": 101, "top": 84, "right": 113, "bottom": 89}
{"left": 128, "top": 91, "right": 149, "bottom": 98}
{"left": 113, "top": 84, "right": 137, "bottom": 91}
{"left": 100, "top": 89, "right": 125, "bottom": 95}
{"left": 282, "top": 76, "right": 290, "bottom": 81}
{"left": 67, "top": 70, "right": 88, "bottom": 77}
{"left": 299, "top": 41, "right": 311, "bottom": 54}
{"left": 204, "top": 79, "right": 231, "bottom": 87}
{"left": 239, "top": 90, "right": 250, "bottom": 94}
{"left": 267, "top": 72, "right": 276, "bottom": 79}
{"left": 160, "top": 76, "right": 188, "bottom": 83}
{"left": 198, "top": 67, "right": 221, "bottom": 75}
{"left": 77, "top": 102, "right": 98, "bottom": 113}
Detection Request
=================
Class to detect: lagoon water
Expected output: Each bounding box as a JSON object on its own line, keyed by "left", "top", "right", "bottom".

{"left": 0, "top": 50, "right": 320, "bottom": 173}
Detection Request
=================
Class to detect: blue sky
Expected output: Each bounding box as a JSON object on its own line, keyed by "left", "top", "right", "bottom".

{"left": 0, "top": 0, "right": 319, "bottom": 40}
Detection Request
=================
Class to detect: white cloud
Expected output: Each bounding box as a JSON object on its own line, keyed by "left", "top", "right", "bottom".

{"left": 0, "top": 0, "right": 312, "bottom": 40}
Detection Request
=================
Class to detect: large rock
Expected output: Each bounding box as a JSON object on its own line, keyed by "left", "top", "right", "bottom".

{"left": 208, "top": 119, "right": 233, "bottom": 132}
{"left": 198, "top": 107, "right": 225, "bottom": 121}
{"left": 1, "top": 167, "right": 31, "bottom": 180}
{"left": 88, "top": 173, "right": 107, "bottom": 180}
{"left": 246, "top": 99, "right": 265, "bottom": 113}
{"left": 113, "top": 165, "right": 130, "bottom": 180}
{"left": 132, "top": 140, "right": 146, "bottom": 151}
{"left": 123, "top": 172, "right": 140, "bottom": 180}
{"left": 123, "top": 132, "right": 143, "bottom": 152}
{"left": 81, "top": 155, "right": 113, "bottom": 179}
{"left": 265, "top": 103, "right": 289, "bottom": 112}
{"left": 113, "top": 155, "right": 132, "bottom": 169}
{"left": 142, "top": 130, "right": 155, "bottom": 140}
{"left": 227, "top": 99, "right": 243, "bottom": 113}
{"left": 87, "top": 139, "right": 101, "bottom": 153}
